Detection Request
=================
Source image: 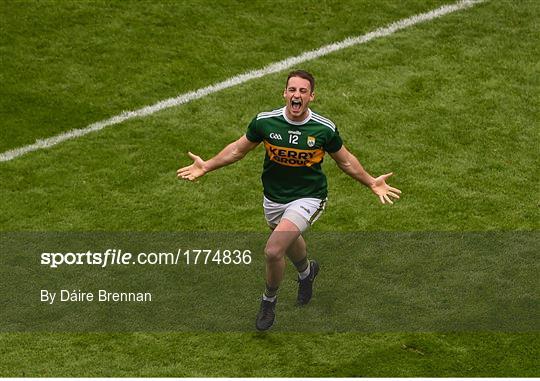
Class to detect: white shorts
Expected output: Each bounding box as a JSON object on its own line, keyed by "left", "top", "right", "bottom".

{"left": 263, "top": 196, "right": 327, "bottom": 232}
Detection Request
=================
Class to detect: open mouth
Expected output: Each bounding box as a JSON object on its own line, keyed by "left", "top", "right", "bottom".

{"left": 291, "top": 99, "right": 302, "bottom": 112}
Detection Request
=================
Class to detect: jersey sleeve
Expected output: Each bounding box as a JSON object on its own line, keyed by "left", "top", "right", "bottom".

{"left": 245, "top": 117, "right": 263, "bottom": 143}
{"left": 323, "top": 127, "right": 343, "bottom": 153}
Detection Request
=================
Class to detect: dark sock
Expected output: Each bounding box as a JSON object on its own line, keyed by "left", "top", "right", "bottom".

{"left": 293, "top": 256, "right": 309, "bottom": 273}
{"left": 264, "top": 283, "right": 278, "bottom": 300}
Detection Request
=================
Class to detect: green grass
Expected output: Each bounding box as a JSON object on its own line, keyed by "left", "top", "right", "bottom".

{"left": 0, "top": 0, "right": 446, "bottom": 153}
{"left": 1, "top": 333, "right": 538, "bottom": 377}
{"left": 1, "top": 0, "right": 539, "bottom": 377}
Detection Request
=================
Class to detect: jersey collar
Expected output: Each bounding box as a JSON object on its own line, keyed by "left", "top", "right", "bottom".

{"left": 281, "top": 107, "right": 312, "bottom": 126}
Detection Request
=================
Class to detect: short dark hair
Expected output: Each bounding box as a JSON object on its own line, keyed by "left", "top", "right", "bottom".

{"left": 286, "top": 70, "right": 315, "bottom": 93}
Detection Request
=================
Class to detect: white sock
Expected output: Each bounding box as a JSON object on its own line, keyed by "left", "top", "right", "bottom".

{"left": 298, "top": 263, "right": 311, "bottom": 280}
{"left": 262, "top": 294, "right": 276, "bottom": 302}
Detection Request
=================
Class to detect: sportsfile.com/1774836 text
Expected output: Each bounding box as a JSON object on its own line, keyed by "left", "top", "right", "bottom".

{"left": 40, "top": 248, "right": 253, "bottom": 268}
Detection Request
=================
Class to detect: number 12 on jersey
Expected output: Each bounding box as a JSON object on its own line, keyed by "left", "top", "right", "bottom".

{"left": 289, "top": 135, "right": 298, "bottom": 145}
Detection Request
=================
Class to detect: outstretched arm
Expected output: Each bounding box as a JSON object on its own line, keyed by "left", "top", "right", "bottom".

{"left": 329, "top": 145, "right": 401, "bottom": 204}
{"left": 177, "top": 135, "right": 259, "bottom": 181}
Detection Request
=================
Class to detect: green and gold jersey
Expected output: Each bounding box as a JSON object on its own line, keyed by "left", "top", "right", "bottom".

{"left": 246, "top": 107, "right": 343, "bottom": 203}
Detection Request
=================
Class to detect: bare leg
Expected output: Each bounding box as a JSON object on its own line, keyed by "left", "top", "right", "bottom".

{"left": 286, "top": 234, "right": 307, "bottom": 264}
{"left": 256, "top": 219, "right": 310, "bottom": 330}
{"left": 264, "top": 218, "right": 302, "bottom": 289}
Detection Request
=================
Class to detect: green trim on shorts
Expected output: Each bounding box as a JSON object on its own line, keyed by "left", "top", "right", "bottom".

{"left": 308, "top": 199, "right": 326, "bottom": 224}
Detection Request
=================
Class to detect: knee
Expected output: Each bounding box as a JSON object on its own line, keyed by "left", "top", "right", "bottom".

{"left": 264, "top": 243, "right": 285, "bottom": 263}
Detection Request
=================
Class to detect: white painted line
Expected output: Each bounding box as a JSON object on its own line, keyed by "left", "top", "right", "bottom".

{"left": 0, "top": 0, "right": 484, "bottom": 162}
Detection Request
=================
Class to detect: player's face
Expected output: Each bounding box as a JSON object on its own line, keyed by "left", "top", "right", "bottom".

{"left": 283, "top": 76, "right": 314, "bottom": 122}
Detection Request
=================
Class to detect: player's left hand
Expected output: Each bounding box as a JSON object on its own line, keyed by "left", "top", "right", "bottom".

{"left": 370, "top": 172, "right": 401, "bottom": 204}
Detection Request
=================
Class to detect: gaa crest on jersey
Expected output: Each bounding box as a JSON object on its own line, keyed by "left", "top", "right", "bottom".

{"left": 307, "top": 136, "right": 316, "bottom": 147}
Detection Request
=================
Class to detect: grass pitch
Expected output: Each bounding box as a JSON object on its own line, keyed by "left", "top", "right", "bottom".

{"left": 0, "top": 0, "right": 538, "bottom": 377}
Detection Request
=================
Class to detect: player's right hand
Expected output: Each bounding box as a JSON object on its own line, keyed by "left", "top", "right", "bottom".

{"left": 177, "top": 152, "right": 207, "bottom": 181}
